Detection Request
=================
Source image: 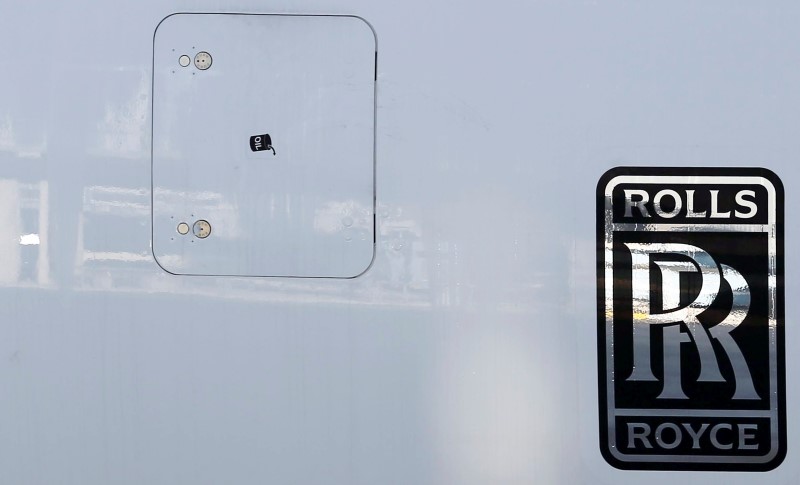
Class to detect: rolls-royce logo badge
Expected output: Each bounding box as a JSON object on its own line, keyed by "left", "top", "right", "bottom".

{"left": 597, "top": 167, "right": 785, "bottom": 471}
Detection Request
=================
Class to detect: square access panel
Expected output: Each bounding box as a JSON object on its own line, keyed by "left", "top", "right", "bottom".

{"left": 152, "top": 14, "right": 376, "bottom": 277}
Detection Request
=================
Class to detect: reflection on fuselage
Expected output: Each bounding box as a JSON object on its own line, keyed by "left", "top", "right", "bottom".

{"left": 0, "top": 179, "right": 50, "bottom": 288}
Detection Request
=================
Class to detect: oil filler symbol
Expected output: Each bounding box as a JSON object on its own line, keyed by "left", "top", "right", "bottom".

{"left": 250, "top": 133, "right": 276, "bottom": 155}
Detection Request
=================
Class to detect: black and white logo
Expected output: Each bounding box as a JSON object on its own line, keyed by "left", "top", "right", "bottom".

{"left": 597, "top": 167, "right": 785, "bottom": 471}
{"left": 250, "top": 133, "right": 276, "bottom": 155}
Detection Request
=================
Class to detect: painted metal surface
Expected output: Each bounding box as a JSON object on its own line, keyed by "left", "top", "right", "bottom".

{"left": 152, "top": 14, "right": 376, "bottom": 277}
{"left": 0, "top": 1, "right": 797, "bottom": 483}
